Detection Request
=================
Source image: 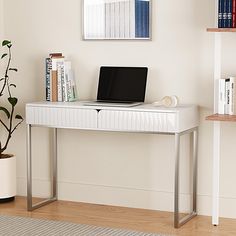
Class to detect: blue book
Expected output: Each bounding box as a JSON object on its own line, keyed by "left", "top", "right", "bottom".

{"left": 227, "top": 0, "right": 233, "bottom": 27}
{"left": 218, "top": 0, "right": 224, "bottom": 28}
{"left": 223, "top": 0, "right": 228, "bottom": 27}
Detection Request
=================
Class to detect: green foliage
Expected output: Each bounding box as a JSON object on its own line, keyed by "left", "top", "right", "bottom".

{"left": 0, "top": 40, "right": 23, "bottom": 157}
{"left": 0, "top": 107, "right": 10, "bottom": 119}
{"left": 1, "top": 53, "right": 7, "bottom": 59}
{"left": 2, "top": 40, "right": 11, "bottom": 47}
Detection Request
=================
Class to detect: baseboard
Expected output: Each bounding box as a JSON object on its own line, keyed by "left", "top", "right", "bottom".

{"left": 16, "top": 177, "right": 236, "bottom": 219}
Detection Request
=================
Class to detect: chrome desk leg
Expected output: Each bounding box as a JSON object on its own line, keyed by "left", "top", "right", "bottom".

{"left": 52, "top": 128, "right": 58, "bottom": 199}
{"left": 27, "top": 125, "right": 57, "bottom": 211}
{"left": 27, "top": 124, "right": 32, "bottom": 210}
{"left": 174, "top": 127, "right": 198, "bottom": 228}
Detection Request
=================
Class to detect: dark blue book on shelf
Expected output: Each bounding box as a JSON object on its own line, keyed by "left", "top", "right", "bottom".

{"left": 227, "top": 0, "right": 233, "bottom": 27}
{"left": 45, "top": 58, "right": 51, "bottom": 101}
{"left": 219, "top": 0, "right": 223, "bottom": 27}
{"left": 135, "top": 0, "right": 149, "bottom": 38}
{"left": 222, "top": 0, "right": 228, "bottom": 27}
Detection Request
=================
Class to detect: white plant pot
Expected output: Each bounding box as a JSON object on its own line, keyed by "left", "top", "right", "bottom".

{"left": 0, "top": 155, "right": 16, "bottom": 202}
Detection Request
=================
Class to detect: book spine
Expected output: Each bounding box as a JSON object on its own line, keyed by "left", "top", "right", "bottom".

{"left": 223, "top": 0, "right": 228, "bottom": 28}
{"left": 45, "top": 58, "right": 51, "bottom": 101}
{"left": 225, "top": 78, "right": 230, "bottom": 114}
{"left": 51, "top": 59, "right": 58, "bottom": 102}
{"left": 233, "top": 0, "right": 236, "bottom": 27}
{"left": 229, "top": 77, "right": 235, "bottom": 115}
{"left": 64, "top": 61, "right": 72, "bottom": 101}
{"left": 227, "top": 0, "right": 233, "bottom": 27}
{"left": 218, "top": 79, "right": 225, "bottom": 114}
{"left": 219, "top": 0, "right": 223, "bottom": 28}
{"left": 60, "top": 62, "right": 66, "bottom": 101}
{"left": 57, "top": 62, "right": 63, "bottom": 102}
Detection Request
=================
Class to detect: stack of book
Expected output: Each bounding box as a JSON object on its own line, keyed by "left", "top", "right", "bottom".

{"left": 46, "top": 53, "right": 77, "bottom": 102}
{"left": 217, "top": 77, "right": 236, "bottom": 115}
{"left": 218, "top": 0, "right": 236, "bottom": 28}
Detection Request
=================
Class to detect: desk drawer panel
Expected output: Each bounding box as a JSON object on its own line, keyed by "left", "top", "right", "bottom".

{"left": 26, "top": 106, "right": 97, "bottom": 129}
{"left": 98, "top": 110, "right": 177, "bottom": 132}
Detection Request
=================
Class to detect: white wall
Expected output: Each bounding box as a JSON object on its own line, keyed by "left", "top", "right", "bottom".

{"left": 2, "top": 0, "right": 236, "bottom": 218}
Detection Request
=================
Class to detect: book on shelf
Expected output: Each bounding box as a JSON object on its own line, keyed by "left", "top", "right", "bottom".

{"left": 217, "top": 77, "right": 236, "bottom": 115}
{"left": 233, "top": 0, "right": 236, "bottom": 27}
{"left": 45, "top": 53, "right": 78, "bottom": 102}
{"left": 218, "top": 0, "right": 236, "bottom": 28}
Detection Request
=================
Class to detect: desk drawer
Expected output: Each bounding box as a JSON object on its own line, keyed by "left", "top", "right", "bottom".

{"left": 98, "top": 110, "right": 177, "bottom": 132}
{"left": 26, "top": 106, "right": 97, "bottom": 129}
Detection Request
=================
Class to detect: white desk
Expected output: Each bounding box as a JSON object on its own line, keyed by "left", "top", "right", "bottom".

{"left": 26, "top": 102, "right": 199, "bottom": 228}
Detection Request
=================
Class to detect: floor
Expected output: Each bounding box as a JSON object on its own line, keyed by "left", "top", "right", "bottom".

{"left": 0, "top": 197, "right": 236, "bottom": 236}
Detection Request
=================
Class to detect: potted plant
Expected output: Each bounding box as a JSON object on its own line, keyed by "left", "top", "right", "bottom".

{"left": 0, "top": 40, "right": 23, "bottom": 202}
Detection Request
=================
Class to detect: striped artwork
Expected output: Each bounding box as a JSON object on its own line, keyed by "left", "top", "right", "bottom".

{"left": 83, "top": 0, "right": 151, "bottom": 39}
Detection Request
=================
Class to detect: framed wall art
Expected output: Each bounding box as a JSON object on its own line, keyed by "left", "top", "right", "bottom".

{"left": 83, "top": 0, "right": 152, "bottom": 40}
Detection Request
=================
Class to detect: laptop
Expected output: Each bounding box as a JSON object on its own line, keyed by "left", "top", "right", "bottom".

{"left": 84, "top": 66, "right": 148, "bottom": 107}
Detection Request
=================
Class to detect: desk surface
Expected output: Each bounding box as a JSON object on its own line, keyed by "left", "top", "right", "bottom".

{"left": 26, "top": 101, "right": 197, "bottom": 113}
{"left": 26, "top": 102, "right": 199, "bottom": 133}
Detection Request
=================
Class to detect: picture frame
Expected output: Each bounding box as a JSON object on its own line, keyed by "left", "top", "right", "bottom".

{"left": 82, "top": 0, "right": 152, "bottom": 40}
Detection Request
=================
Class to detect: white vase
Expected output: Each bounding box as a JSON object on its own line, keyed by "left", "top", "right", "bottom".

{"left": 0, "top": 155, "right": 16, "bottom": 202}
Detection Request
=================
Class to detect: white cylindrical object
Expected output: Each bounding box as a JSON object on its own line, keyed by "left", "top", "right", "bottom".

{"left": 0, "top": 156, "right": 16, "bottom": 199}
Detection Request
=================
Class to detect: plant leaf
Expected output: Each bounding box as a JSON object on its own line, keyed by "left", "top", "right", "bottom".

{"left": 15, "top": 114, "right": 23, "bottom": 120}
{"left": 0, "top": 78, "right": 4, "bottom": 81}
{"left": 8, "top": 97, "right": 18, "bottom": 107}
{"left": 0, "top": 107, "right": 10, "bottom": 119}
{"left": 2, "top": 40, "right": 11, "bottom": 47}
{"left": 1, "top": 53, "right": 7, "bottom": 59}
{"left": 10, "top": 84, "right": 16, "bottom": 88}
{"left": 9, "top": 68, "right": 18, "bottom": 72}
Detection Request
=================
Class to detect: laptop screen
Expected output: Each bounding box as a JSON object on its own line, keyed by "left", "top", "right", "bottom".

{"left": 97, "top": 66, "right": 148, "bottom": 102}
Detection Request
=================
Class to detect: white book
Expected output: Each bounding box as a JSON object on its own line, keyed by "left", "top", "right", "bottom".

{"left": 229, "top": 77, "right": 236, "bottom": 115}
{"left": 64, "top": 61, "right": 71, "bottom": 102}
{"left": 57, "top": 62, "right": 63, "bottom": 102}
{"left": 225, "top": 78, "right": 230, "bottom": 114}
{"left": 218, "top": 79, "right": 226, "bottom": 114}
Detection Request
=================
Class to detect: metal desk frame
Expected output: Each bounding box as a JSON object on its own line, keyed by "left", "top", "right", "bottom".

{"left": 26, "top": 125, "right": 198, "bottom": 228}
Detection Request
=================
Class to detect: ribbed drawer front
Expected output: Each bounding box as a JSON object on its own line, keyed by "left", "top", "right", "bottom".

{"left": 98, "top": 110, "right": 177, "bottom": 132}
{"left": 26, "top": 106, "right": 97, "bottom": 129}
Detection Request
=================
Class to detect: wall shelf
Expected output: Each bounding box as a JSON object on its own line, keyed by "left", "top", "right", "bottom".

{"left": 206, "top": 114, "right": 236, "bottom": 122}
{"left": 207, "top": 28, "right": 236, "bottom": 32}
